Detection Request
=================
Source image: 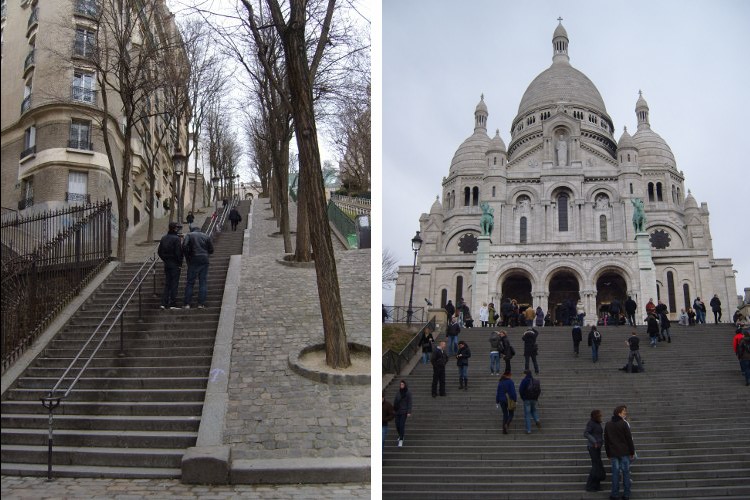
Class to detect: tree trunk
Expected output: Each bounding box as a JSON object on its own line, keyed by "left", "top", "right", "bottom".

{"left": 294, "top": 156, "right": 311, "bottom": 262}
{"left": 279, "top": 2, "right": 349, "bottom": 368}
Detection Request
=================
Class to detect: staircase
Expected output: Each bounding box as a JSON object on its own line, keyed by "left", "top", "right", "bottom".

{"left": 0, "top": 201, "right": 250, "bottom": 478}
{"left": 383, "top": 324, "right": 750, "bottom": 499}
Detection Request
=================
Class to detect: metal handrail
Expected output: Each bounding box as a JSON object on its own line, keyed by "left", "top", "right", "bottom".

{"left": 40, "top": 255, "right": 158, "bottom": 479}
{"left": 205, "top": 195, "right": 238, "bottom": 238}
{"left": 382, "top": 317, "right": 436, "bottom": 375}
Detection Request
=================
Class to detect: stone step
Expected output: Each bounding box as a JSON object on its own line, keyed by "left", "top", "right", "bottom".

{"left": 13, "top": 376, "right": 209, "bottom": 390}
{"left": 26, "top": 355, "right": 211, "bottom": 368}
{"left": 1, "top": 400, "right": 204, "bottom": 416}
{"left": 2, "top": 413, "right": 200, "bottom": 432}
{"left": 21, "top": 365, "right": 209, "bottom": 378}
{"left": 0, "top": 462, "right": 181, "bottom": 479}
{"left": 6, "top": 387, "right": 208, "bottom": 402}
{"left": 1, "top": 428, "right": 197, "bottom": 449}
{"left": 1, "top": 444, "right": 185, "bottom": 469}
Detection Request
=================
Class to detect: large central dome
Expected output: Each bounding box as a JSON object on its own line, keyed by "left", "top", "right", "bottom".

{"left": 517, "top": 61, "right": 608, "bottom": 118}
{"left": 515, "top": 20, "right": 609, "bottom": 121}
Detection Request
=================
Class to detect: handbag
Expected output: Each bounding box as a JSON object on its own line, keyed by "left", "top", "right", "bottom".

{"left": 506, "top": 395, "right": 517, "bottom": 411}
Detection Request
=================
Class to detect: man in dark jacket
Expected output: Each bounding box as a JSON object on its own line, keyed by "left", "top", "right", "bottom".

{"left": 182, "top": 227, "right": 214, "bottom": 309}
{"left": 710, "top": 294, "right": 722, "bottom": 323}
{"left": 587, "top": 326, "right": 602, "bottom": 362}
{"left": 519, "top": 370, "right": 541, "bottom": 434}
{"left": 522, "top": 327, "right": 540, "bottom": 374}
{"left": 456, "top": 340, "right": 471, "bottom": 390}
{"left": 446, "top": 317, "right": 460, "bottom": 356}
{"left": 445, "top": 300, "right": 455, "bottom": 319}
{"left": 604, "top": 405, "right": 636, "bottom": 500}
{"left": 624, "top": 331, "right": 643, "bottom": 373}
{"left": 499, "top": 330, "right": 514, "bottom": 374}
{"left": 158, "top": 222, "right": 184, "bottom": 309}
{"left": 584, "top": 409, "right": 605, "bottom": 492}
{"left": 624, "top": 296, "right": 637, "bottom": 326}
{"left": 228, "top": 207, "right": 242, "bottom": 231}
{"left": 646, "top": 313, "right": 660, "bottom": 347}
{"left": 572, "top": 324, "right": 583, "bottom": 356}
{"left": 609, "top": 298, "right": 622, "bottom": 326}
{"left": 431, "top": 341, "right": 448, "bottom": 397}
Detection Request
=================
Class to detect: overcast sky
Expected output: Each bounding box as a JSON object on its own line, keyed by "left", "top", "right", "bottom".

{"left": 381, "top": 0, "right": 749, "bottom": 306}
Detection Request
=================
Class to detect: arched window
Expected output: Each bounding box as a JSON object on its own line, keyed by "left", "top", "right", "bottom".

{"left": 683, "top": 283, "right": 690, "bottom": 310}
{"left": 492, "top": 186, "right": 496, "bottom": 197}
{"left": 648, "top": 183, "right": 655, "bottom": 202}
{"left": 627, "top": 154, "right": 631, "bottom": 162}
{"left": 672, "top": 185, "right": 677, "bottom": 203}
{"left": 656, "top": 182, "right": 663, "bottom": 202}
{"left": 441, "top": 289, "right": 448, "bottom": 308}
{"left": 472, "top": 187, "right": 479, "bottom": 206}
{"left": 520, "top": 217, "right": 527, "bottom": 243}
{"left": 599, "top": 215, "right": 607, "bottom": 241}
{"left": 630, "top": 183, "right": 633, "bottom": 194}
{"left": 455, "top": 276, "right": 463, "bottom": 305}
{"left": 493, "top": 157, "right": 497, "bottom": 165}
{"left": 656, "top": 283, "right": 660, "bottom": 301}
{"left": 557, "top": 193, "right": 569, "bottom": 232}
{"left": 464, "top": 187, "right": 470, "bottom": 206}
{"left": 451, "top": 190, "right": 455, "bottom": 209}
{"left": 667, "top": 271, "right": 676, "bottom": 312}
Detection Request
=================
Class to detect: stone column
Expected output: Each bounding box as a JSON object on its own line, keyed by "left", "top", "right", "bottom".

{"left": 471, "top": 236, "right": 491, "bottom": 317}
{"left": 636, "top": 233, "right": 657, "bottom": 315}
{"left": 581, "top": 289, "right": 596, "bottom": 326}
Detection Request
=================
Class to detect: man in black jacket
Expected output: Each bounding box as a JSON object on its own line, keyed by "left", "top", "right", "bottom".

{"left": 157, "top": 222, "right": 184, "bottom": 309}
{"left": 456, "top": 341, "right": 471, "bottom": 390}
{"left": 182, "top": 227, "right": 214, "bottom": 309}
{"left": 710, "top": 294, "right": 722, "bottom": 323}
{"left": 624, "top": 296, "right": 637, "bottom": 326}
{"left": 431, "top": 341, "right": 448, "bottom": 397}
{"left": 604, "top": 405, "right": 636, "bottom": 500}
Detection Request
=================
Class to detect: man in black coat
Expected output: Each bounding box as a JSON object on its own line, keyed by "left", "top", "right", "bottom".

{"left": 604, "top": 405, "right": 636, "bottom": 500}
{"left": 431, "top": 341, "right": 448, "bottom": 397}
{"left": 624, "top": 296, "right": 637, "bottom": 327}
{"left": 445, "top": 300, "right": 455, "bottom": 319}
{"left": 522, "top": 327, "right": 540, "bottom": 374}
{"left": 710, "top": 294, "right": 722, "bottom": 323}
{"left": 157, "top": 222, "right": 184, "bottom": 309}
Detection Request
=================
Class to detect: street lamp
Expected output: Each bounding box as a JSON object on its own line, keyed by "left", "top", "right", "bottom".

{"left": 406, "top": 230, "right": 423, "bottom": 326}
{"left": 172, "top": 150, "right": 186, "bottom": 223}
{"left": 211, "top": 175, "right": 221, "bottom": 215}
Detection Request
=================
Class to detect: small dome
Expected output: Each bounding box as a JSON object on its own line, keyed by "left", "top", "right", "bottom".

{"left": 636, "top": 90, "right": 649, "bottom": 111}
{"left": 450, "top": 131, "right": 491, "bottom": 173}
{"left": 617, "top": 126, "right": 636, "bottom": 150}
{"left": 553, "top": 21, "right": 568, "bottom": 40}
{"left": 475, "top": 94, "right": 488, "bottom": 114}
{"left": 487, "top": 129, "right": 506, "bottom": 153}
{"left": 632, "top": 127, "right": 676, "bottom": 167}
{"left": 430, "top": 196, "right": 443, "bottom": 215}
{"left": 684, "top": 190, "right": 698, "bottom": 210}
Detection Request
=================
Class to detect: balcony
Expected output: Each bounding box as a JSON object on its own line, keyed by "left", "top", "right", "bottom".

{"left": 21, "top": 94, "right": 32, "bottom": 114}
{"left": 18, "top": 197, "right": 34, "bottom": 211}
{"left": 24, "top": 50, "right": 35, "bottom": 72}
{"left": 20, "top": 145, "right": 36, "bottom": 159}
{"left": 65, "top": 192, "right": 91, "bottom": 203}
{"left": 27, "top": 7, "right": 38, "bottom": 30}
{"left": 1, "top": 3, "right": 7, "bottom": 20}
{"left": 74, "top": 0, "right": 99, "bottom": 18}
{"left": 71, "top": 86, "right": 97, "bottom": 104}
{"left": 67, "top": 139, "right": 94, "bottom": 150}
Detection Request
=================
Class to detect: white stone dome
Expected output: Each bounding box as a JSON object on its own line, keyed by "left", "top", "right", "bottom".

{"left": 450, "top": 131, "right": 491, "bottom": 173}
{"left": 430, "top": 195, "right": 443, "bottom": 215}
{"left": 617, "top": 126, "right": 636, "bottom": 150}
{"left": 487, "top": 129, "right": 506, "bottom": 153}
{"left": 632, "top": 128, "right": 676, "bottom": 167}
{"left": 684, "top": 190, "right": 699, "bottom": 210}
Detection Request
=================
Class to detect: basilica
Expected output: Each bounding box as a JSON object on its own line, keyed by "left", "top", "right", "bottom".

{"left": 394, "top": 21, "right": 737, "bottom": 325}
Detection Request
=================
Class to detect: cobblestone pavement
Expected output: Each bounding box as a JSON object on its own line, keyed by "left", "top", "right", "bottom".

{"left": 0, "top": 477, "right": 370, "bottom": 499}
{"left": 226, "top": 199, "right": 371, "bottom": 460}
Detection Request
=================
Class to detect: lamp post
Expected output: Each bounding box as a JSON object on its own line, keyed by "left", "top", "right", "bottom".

{"left": 406, "top": 230, "right": 423, "bottom": 326}
{"left": 211, "top": 175, "right": 221, "bottom": 215}
{"left": 172, "top": 150, "right": 186, "bottom": 223}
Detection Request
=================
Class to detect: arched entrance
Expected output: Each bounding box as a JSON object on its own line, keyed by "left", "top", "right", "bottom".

{"left": 500, "top": 273, "right": 532, "bottom": 308}
{"left": 595, "top": 271, "right": 628, "bottom": 321}
{"left": 548, "top": 270, "right": 580, "bottom": 325}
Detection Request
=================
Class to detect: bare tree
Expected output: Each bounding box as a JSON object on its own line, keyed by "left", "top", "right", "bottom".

{"left": 382, "top": 248, "right": 399, "bottom": 289}
{"left": 241, "top": 0, "right": 350, "bottom": 368}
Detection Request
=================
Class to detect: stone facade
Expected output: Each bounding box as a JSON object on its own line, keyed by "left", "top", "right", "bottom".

{"left": 395, "top": 22, "right": 737, "bottom": 325}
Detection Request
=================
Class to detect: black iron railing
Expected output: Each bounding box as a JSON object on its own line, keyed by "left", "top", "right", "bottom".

{"left": 65, "top": 192, "right": 91, "bottom": 203}
{"left": 20, "top": 145, "right": 36, "bottom": 159}
{"left": 71, "top": 86, "right": 97, "bottom": 103}
{"left": 74, "top": 0, "right": 99, "bottom": 17}
{"left": 1, "top": 201, "right": 112, "bottom": 372}
{"left": 326, "top": 199, "right": 357, "bottom": 248}
{"left": 27, "top": 7, "right": 38, "bottom": 29}
{"left": 21, "top": 94, "right": 32, "bottom": 114}
{"left": 382, "top": 317, "right": 436, "bottom": 375}
{"left": 383, "top": 306, "right": 425, "bottom": 324}
{"left": 67, "top": 139, "right": 94, "bottom": 150}
{"left": 17, "top": 197, "right": 34, "bottom": 210}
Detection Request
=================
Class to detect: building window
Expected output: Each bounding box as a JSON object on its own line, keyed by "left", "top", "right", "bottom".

{"left": 493, "top": 157, "right": 497, "bottom": 165}
{"left": 440, "top": 289, "right": 448, "bottom": 308}
{"left": 557, "top": 193, "right": 569, "bottom": 232}
{"left": 74, "top": 27, "right": 96, "bottom": 57}
{"left": 656, "top": 182, "right": 663, "bottom": 202}
{"left": 648, "top": 182, "right": 655, "bottom": 202}
{"left": 455, "top": 276, "right": 463, "bottom": 305}
{"left": 599, "top": 214, "right": 607, "bottom": 242}
{"left": 69, "top": 119, "right": 92, "bottom": 150}
{"left": 75, "top": 0, "right": 100, "bottom": 17}
{"left": 67, "top": 171, "right": 89, "bottom": 203}
{"left": 667, "top": 271, "right": 676, "bottom": 313}
{"left": 492, "top": 186, "right": 496, "bottom": 197}
{"left": 683, "top": 284, "right": 690, "bottom": 311}
{"left": 472, "top": 186, "right": 479, "bottom": 206}
{"left": 629, "top": 183, "right": 633, "bottom": 194}
{"left": 520, "top": 216, "right": 527, "bottom": 243}
{"left": 72, "top": 70, "right": 96, "bottom": 103}
{"left": 21, "top": 125, "right": 36, "bottom": 158}
{"left": 464, "top": 187, "right": 470, "bottom": 207}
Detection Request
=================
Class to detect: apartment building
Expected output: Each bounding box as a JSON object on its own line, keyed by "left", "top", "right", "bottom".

{"left": 1, "top": 0, "right": 190, "bottom": 242}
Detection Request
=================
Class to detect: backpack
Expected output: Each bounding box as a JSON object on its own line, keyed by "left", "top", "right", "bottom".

{"left": 525, "top": 378, "right": 541, "bottom": 400}
{"left": 593, "top": 330, "right": 601, "bottom": 344}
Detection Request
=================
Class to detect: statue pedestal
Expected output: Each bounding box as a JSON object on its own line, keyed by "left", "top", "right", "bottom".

{"left": 635, "top": 232, "right": 657, "bottom": 315}
{"left": 471, "top": 237, "right": 491, "bottom": 316}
